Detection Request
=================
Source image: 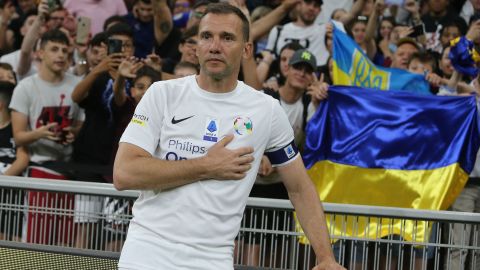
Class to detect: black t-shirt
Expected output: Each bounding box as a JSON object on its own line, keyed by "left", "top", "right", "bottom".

{"left": 154, "top": 27, "right": 182, "bottom": 64}
{"left": 421, "top": 11, "right": 468, "bottom": 34}
{"left": 73, "top": 72, "right": 120, "bottom": 165}
{"left": 0, "top": 123, "right": 16, "bottom": 165}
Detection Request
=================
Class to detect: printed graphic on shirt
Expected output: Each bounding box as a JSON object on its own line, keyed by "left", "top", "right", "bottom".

{"left": 203, "top": 117, "right": 218, "bottom": 142}
{"left": 0, "top": 138, "right": 15, "bottom": 159}
{"left": 35, "top": 94, "right": 72, "bottom": 144}
{"left": 233, "top": 116, "right": 253, "bottom": 136}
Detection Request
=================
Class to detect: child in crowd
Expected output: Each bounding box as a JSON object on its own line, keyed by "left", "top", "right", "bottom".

{"left": 103, "top": 62, "right": 160, "bottom": 251}
{"left": 173, "top": 61, "right": 199, "bottom": 77}
{"left": 0, "top": 81, "right": 29, "bottom": 241}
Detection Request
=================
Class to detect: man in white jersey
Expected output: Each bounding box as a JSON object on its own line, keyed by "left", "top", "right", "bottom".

{"left": 113, "top": 3, "right": 344, "bottom": 270}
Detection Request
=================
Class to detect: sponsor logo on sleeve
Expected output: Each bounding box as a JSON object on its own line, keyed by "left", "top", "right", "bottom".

{"left": 131, "top": 113, "right": 149, "bottom": 126}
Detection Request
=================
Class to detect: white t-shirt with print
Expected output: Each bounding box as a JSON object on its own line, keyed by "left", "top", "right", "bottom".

{"left": 118, "top": 75, "right": 298, "bottom": 270}
{"left": 9, "top": 73, "right": 84, "bottom": 163}
{"left": 266, "top": 22, "right": 329, "bottom": 66}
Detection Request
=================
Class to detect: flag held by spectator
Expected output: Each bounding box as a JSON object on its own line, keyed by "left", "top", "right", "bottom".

{"left": 332, "top": 26, "right": 430, "bottom": 94}
{"left": 300, "top": 86, "right": 480, "bottom": 243}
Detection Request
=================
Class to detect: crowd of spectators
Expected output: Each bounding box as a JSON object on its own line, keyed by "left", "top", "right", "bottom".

{"left": 0, "top": 0, "right": 478, "bottom": 268}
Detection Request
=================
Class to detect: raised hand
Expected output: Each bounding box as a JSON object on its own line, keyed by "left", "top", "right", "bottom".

{"left": 307, "top": 73, "right": 329, "bottom": 107}
{"left": 118, "top": 57, "right": 144, "bottom": 79}
{"left": 203, "top": 134, "right": 254, "bottom": 180}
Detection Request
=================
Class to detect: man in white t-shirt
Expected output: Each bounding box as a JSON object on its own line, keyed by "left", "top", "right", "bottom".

{"left": 114, "top": 3, "right": 344, "bottom": 270}
{"left": 266, "top": 0, "right": 329, "bottom": 66}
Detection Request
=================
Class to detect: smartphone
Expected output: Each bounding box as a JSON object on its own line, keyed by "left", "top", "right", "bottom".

{"left": 108, "top": 38, "right": 123, "bottom": 55}
{"left": 47, "top": 0, "right": 58, "bottom": 13}
{"left": 75, "top": 16, "right": 91, "bottom": 45}
{"left": 409, "top": 23, "right": 425, "bottom": 38}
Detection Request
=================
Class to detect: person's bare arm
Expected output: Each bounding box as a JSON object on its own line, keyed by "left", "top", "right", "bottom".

{"left": 152, "top": 0, "right": 173, "bottom": 46}
{"left": 3, "top": 146, "right": 29, "bottom": 176}
{"left": 11, "top": 111, "right": 59, "bottom": 146}
{"left": 250, "top": 0, "right": 300, "bottom": 42}
{"left": 338, "top": 0, "right": 366, "bottom": 25}
{"left": 113, "top": 58, "right": 143, "bottom": 106}
{"left": 277, "top": 157, "right": 345, "bottom": 270}
{"left": 71, "top": 54, "right": 120, "bottom": 103}
{"left": 113, "top": 135, "right": 254, "bottom": 191}
{"left": 256, "top": 50, "right": 274, "bottom": 85}
{"left": 17, "top": 0, "right": 48, "bottom": 77}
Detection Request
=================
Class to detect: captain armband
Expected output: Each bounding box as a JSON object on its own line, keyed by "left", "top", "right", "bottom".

{"left": 265, "top": 140, "right": 299, "bottom": 166}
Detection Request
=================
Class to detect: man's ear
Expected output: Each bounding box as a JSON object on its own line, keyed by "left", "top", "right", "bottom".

{"left": 242, "top": 41, "right": 253, "bottom": 60}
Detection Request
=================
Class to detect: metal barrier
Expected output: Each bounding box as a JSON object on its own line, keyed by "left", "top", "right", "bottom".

{"left": 1, "top": 175, "right": 479, "bottom": 270}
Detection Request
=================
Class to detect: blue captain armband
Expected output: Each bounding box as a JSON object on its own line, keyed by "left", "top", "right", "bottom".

{"left": 265, "top": 140, "right": 299, "bottom": 166}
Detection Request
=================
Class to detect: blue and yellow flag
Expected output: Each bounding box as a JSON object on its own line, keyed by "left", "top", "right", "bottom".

{"left": 332, "top": 27, "right": 430, "bottom": 94}
{"left": 302, "top": 86, "right": 480, "bottom": 243}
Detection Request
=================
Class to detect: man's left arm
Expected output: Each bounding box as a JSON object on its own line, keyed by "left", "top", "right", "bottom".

{"left": 277, "top": 157, "right": 345, "bottom": 270}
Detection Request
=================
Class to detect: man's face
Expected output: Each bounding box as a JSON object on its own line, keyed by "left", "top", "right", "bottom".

{"left": 136, "top": 1, "right": 154, "bottom": 23}
{"left": 286, "top": 63, "right": 314, "bottom": 90}
{"left": 110, "top": 34, "right": 135, "bottom": 58}
{"left": 47, "top": 10, "right": 67, "bottom": 30}
{"left": 428, "top": 0, "right": 448, "bottom": 14}
{"left": 39, "top": 41, "right": 69, "bottom": 74}
{"left": 87, "top": 43, "right": 107, "bottom": 68}
{"left": 197, "top": 13, "right": 249, "bottom": 80}
{"left": 392, "top": 43, "right": 418, "bottom": 70}
{"left": 18, "top": 0, "right": 35, "bottom": 13}
{"left": 174, "top": 0, "right": 191, "bottom": 15}
{"left": 179, "top": 36, "right": 199, "bottom": 64}
{"left": 20, "top": 15, "right": 37, "bottom": 37}
{"left": 0, "top": 68, "right": 16, "bottom": 85}
{"left": 280, "top": 48, "right": 295, "bottom": 77}
{"left": 297, "top": 0, "right": 321, "bottom": 25}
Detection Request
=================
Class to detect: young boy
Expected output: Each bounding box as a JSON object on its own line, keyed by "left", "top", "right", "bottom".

{"left": 174, "top": 61, "right": 199, "bottom": 77}
{"left": 0, "top": 81, "right": 29, "bottom": 241}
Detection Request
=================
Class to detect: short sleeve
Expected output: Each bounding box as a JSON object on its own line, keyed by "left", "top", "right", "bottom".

{"left": 265, "top": 26, "right": 279, "bottom": 54}
{"left": 265, "top": 100, "right": 299, "bottom": 167}
{"left": 119, "top": 83, "right": 164, "bottom": 155}
{"left": 9, "top": 82, "right": 30, "bottom": 116}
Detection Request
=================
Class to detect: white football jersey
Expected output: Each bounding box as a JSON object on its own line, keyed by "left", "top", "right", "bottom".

{"left": 118, "top": 75, "right": 298, "bottom": 269}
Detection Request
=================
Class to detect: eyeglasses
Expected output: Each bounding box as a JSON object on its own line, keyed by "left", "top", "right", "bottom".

{"left": 192, "top": 11, "right": 204, "bottom": 19}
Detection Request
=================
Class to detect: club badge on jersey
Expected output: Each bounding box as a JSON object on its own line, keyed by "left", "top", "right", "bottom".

{"left": 203, "top": 118, "right": 219, "bottom": 142}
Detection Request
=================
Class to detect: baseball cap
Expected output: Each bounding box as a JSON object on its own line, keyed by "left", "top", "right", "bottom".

{"left": 288, "top": 49, "right": 317, "bottom": 70}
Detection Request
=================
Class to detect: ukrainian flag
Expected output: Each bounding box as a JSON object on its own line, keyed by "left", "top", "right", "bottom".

{"left": 302, "top": 86, "right": 480, "bottom": 243}
{"left": 332, "top": 26, "right": 430, "bottom": 94}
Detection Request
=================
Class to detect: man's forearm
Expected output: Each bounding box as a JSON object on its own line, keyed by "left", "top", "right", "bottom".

{"left": 71, "top": 68, "right": 103, "bottom": 103}
{"left": 114, "top": 144, "right": 211, "bottom": 191}
{"left": 288, "top": 179, "right": 335, "bottom": 263}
